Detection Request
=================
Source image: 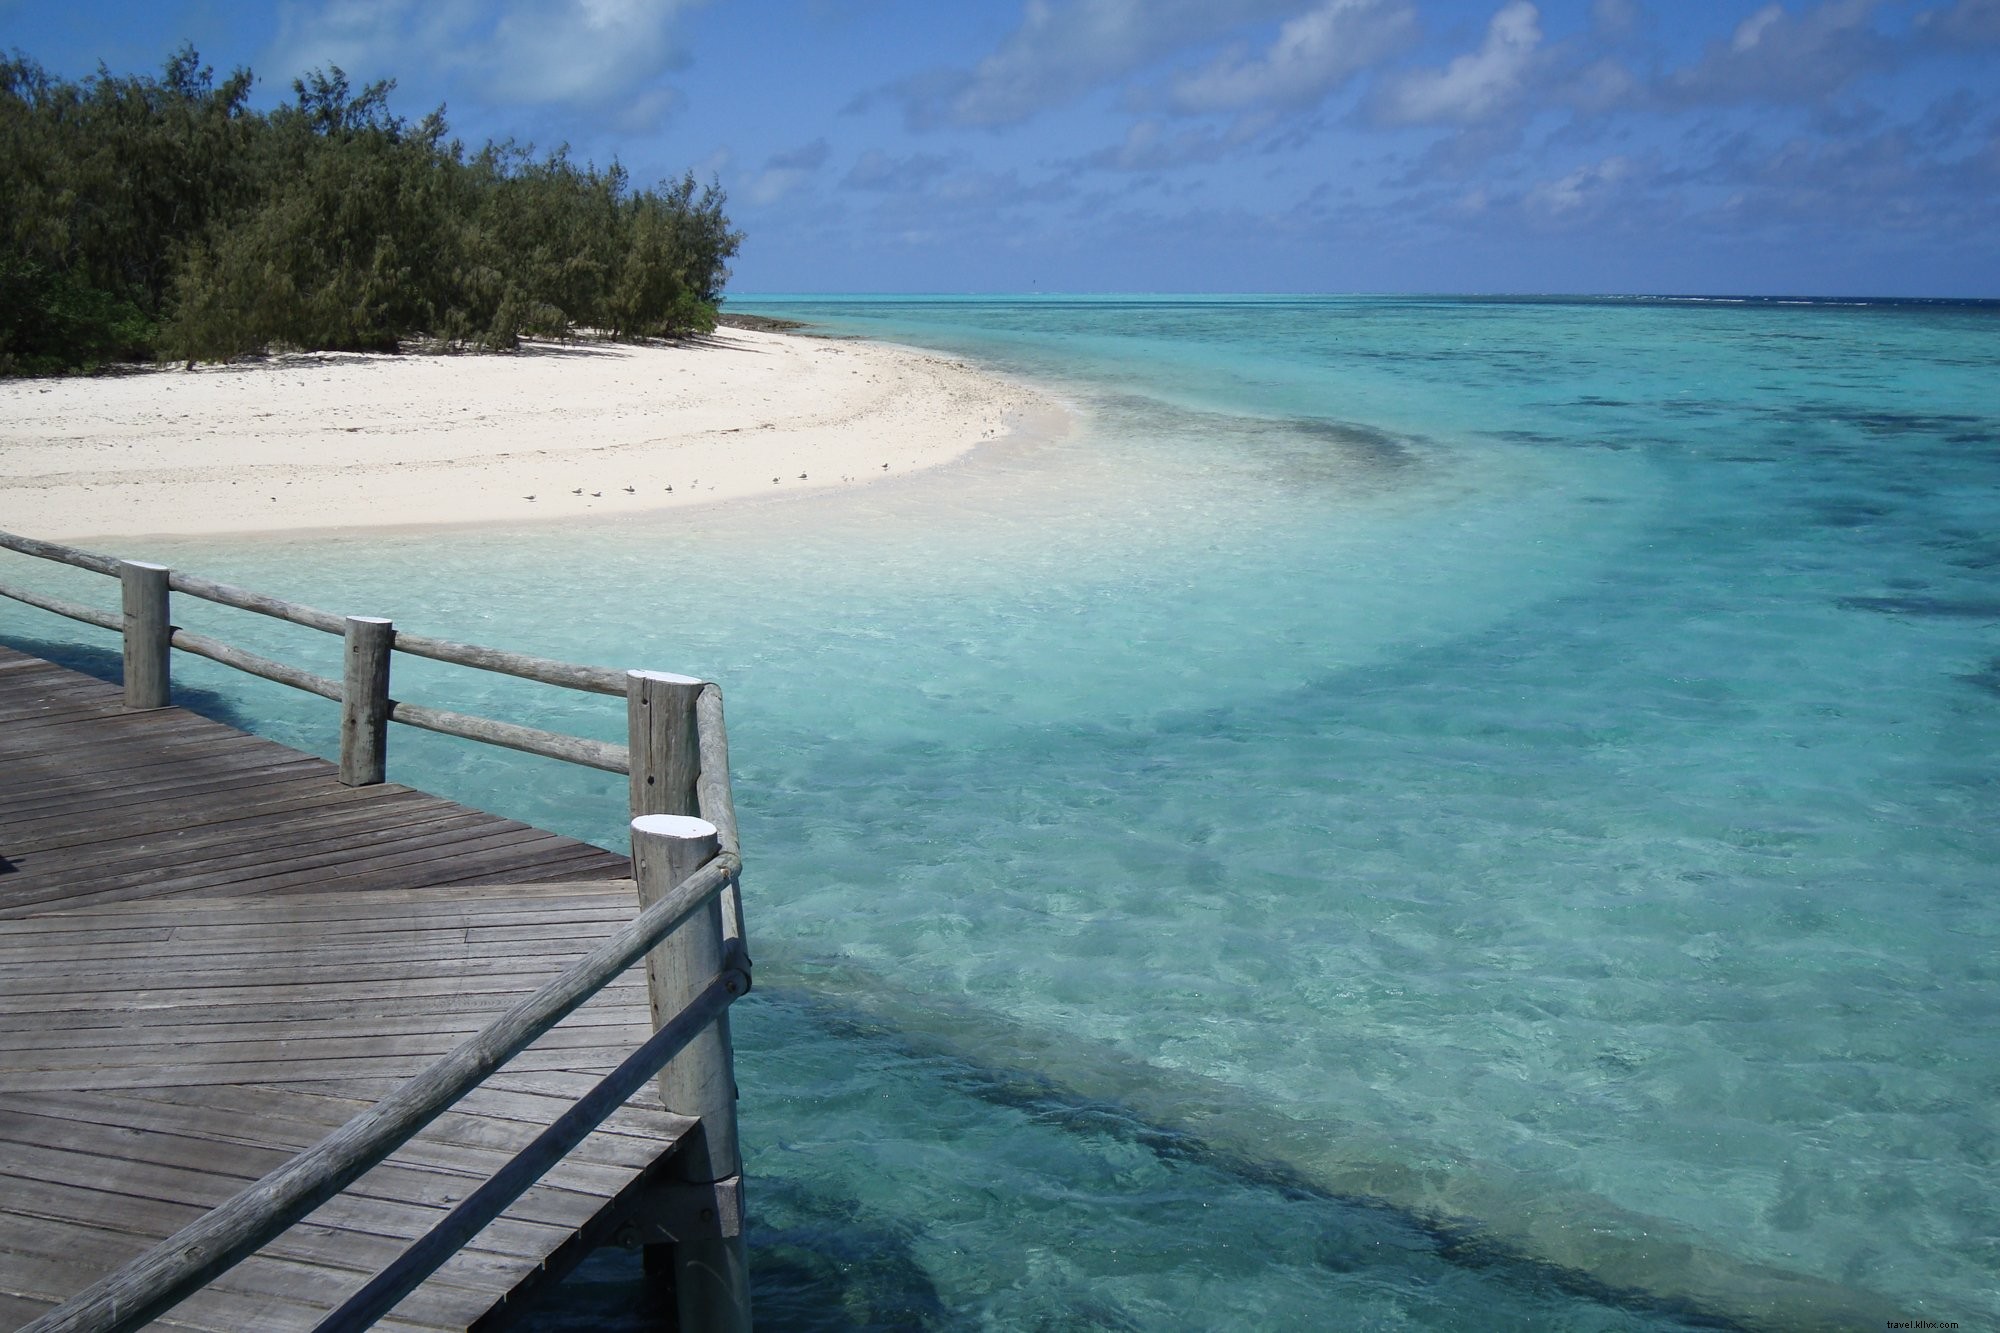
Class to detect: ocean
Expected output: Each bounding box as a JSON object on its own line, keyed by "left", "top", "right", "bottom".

{"left": 9, "top": 295, "right": 1997, "bottom": 1329}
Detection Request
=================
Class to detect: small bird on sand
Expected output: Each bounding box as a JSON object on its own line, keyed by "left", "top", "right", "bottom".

{"left": 590, "top": 491, "right": 602, "bottom": 497}
{"left": 772, "top": 477, "right": 780, "bottom": 483}
{"left": 524, "top": 495, "right": 536, "bottom": 501}
{"left": 665, "top": 485, "right": 674, "bottom": 493}
{"left": 571, "top": 488, "right": 583, "bottom": 495}
{"left": 798, "top": 473, "right": 807, "bottom": 480}
{"left": 623, "top": 486, "right": 635, "bottom": 493}
{"left": 882, "top": 462, "right": 890, "bottom": 469}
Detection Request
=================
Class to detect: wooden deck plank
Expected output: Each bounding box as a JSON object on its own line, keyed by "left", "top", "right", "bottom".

{"left": 0, "top": 685, "right": 126, "bottom": 724}
{"left": 0, "top": 760, "right": 316, "bottom": 824}
{"left": 0, "top": 1178, "right": 569, "bottom": 1329}
{"left": 0, "top": 881, "right": 634, "bottom": 928}
{"left": 109, "top": 1083, "right": 684, "bottom": 1173}
{"left": 0, "top": 947, "right": 649, "bottom": 997}
{"left": 4, "top": 784, "right": 453, "bottom": 862}
{"left": 0, "top": 1106, "right": 639, "bottom": 1234}
{"left": 5, "top": 800, "right": 509, "bottom": 888}
{"left": 0, "top": 1157, "right": 572, "bottom": 1280}
{"left": 0, "top": 1018, "right": 650, "bottom": 1075}
{"left": 0, "top": 647, "right": 685, "bottom": 1330}
{"left": 0, "top": 1137, "right": 574, "bottom": 1258}
{"left": 0, "top": 729, "right": 314, "bottom": 783}
{"left": 0, "top": 1005, "right": 644, "bottom": 1052}
{"left": 11, "top": 1089, "right": 669, "bottom": 1214}
{"left": 0, "top": 1293, "right": 54, "bottom": 1331}
{"left": 0, "top": 822, "right": 623, "bottom": 918}
{"left": 0, "top": 936, "right": 643, "bottom": 986}
{"left": 0, "top": 1218, "right": 472, "bottom": 1331}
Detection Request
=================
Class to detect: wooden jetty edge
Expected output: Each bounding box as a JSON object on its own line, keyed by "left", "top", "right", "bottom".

{"left": 0, "top": 529, "right": 753, "bottom": 1332}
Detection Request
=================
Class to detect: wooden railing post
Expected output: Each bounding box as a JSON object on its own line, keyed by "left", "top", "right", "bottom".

{"left": 340, "top": 616, "right": 394, "bottom": 786}
{"left": 118, "top": 560, "right": 171, "bottom": 709}
{"left": 627, "top": 669, "right": 705, "bottom": 820}
{"left": 632, "top": 814, "right": 750, "bottom": 1333}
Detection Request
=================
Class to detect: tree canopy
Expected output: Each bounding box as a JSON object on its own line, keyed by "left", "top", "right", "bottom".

{"left": 0, "top": 47, "right": 741, "bottom": 375}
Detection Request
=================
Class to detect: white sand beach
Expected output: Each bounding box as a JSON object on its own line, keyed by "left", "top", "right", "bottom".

{"left": 0, "top": 327, "right": 1060, "bottom": 541}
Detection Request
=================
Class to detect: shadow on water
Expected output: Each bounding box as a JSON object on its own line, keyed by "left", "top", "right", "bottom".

{"left": 718, "top": 954, "right": 1896, "bottom": 1333}
{"left": 1836, "top": 594, "right": 2000, "bottom": 620}
{"left": 1961, "top": 659, "right": 2000, "bottom": 696}
{"left": 0, "top": 633, "right": 262, "bottom": 733}
{"left": 521, "top": 1178, "right": 957, "bottom": 1333}
{"left": 523, "top": 978, "right": 1755, "bottom": 1332}
{"left": 1246, "top": 416, "right": 1428, "bottom": 494}
{"left": 1084, "top": 392, "right": 1428, "bottom": 495}
{"left": 742, "top": 1179, "right": 961, "bottom": 1332}
{"left": 765, "top": 987, "right": 1749, "bottom": 1333}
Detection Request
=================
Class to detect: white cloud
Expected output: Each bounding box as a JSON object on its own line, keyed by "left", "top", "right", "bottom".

{"left": 843, "top": 150, "right": 954, "bottom": 191}
{"left": 746, "top": 139, "right": 832, "bottom": 206}
{"left": 608, "top": 85, "right": 686, "bottom": 134}
{"left": 1371, "top": 1, "right": 1543, "bottom": 126}
{"left": 690, "top": 146, "right": 732, "bottom": 180}
{"left": 1915, "top": 0, "right": 2000, "bottom": 44}
{"left": 1590, "top": 0, "right": 1643, "bottom": 40}
{"left": 1523, "top": 153, "right": 1632, "bottom": 217}
{"left": 1168, "top": 0, "right": 1417, "bottom": 112}
{"left": 1664, "top": 0, "right": 1890, "bottom": 105}
{"left": 267, "top": 0, "right": 705, "bottom": 110}
{"left": 894, "top": 0, "right": 1303, "bottom": 128}
{"left": 1071, "top": 118, "right": 1246, "bottom": 171}
{"left": 768, "top": 139, "right": 833, "bottom": 172}
{"left": 1567, "top": 56, "right": 1641, "bottom": 113}
{"left": 1731, "top": 5, "right": 1786, "bottom": 55}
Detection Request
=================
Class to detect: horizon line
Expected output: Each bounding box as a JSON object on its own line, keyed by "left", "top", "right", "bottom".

{"left": 727, "top": 290, "right": 2000, "bottom": 305}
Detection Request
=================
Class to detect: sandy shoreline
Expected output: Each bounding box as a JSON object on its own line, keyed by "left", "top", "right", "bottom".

{"left": 0, "top": 327, "right": 1063, "bottom": 542}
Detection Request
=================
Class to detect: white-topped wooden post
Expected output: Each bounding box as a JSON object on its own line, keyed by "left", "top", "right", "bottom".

{"left": 631, "top": 813, "right": 749, "bottom": 1333}
{"left": 119, "top": 561, "right": 171, "bottom": 710}
{"left": 627, "top": 669, "right": 705, "bottom": 820}
{"left": 339, "top": 616, "right": 394, "bottom": 786}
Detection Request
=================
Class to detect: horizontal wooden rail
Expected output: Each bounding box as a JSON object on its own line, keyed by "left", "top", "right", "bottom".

{"left": 169, "top": 627, "right": 343, "bottom": 700}
{"left": 20, "top": 844, "right": 744, "bottom": 1333}
{"left": 168, "top": 569, "right": 349, "bottom": 635}
{"left": 0, "top": 529, "right": 120, "bottom": 576}
{"left": 169, "top": 571, "right": 628, "bottom": 696}
{"left": 392, "top": 630, "right": 627, "bottom": 695}
{"left": 0, "top": 576, "right": 121, "bottom": 632}
{"left": 388, "top": 697, "right": 630, "bottom": 774}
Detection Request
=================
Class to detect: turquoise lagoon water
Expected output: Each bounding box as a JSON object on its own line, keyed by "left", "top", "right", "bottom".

{"left": 7, "top": 296, "right": 1997, "bottom": 1329}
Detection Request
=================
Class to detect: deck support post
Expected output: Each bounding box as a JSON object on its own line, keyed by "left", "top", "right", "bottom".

{"left": 339, "top": 616, "right": 394, "bottom": 786}
{"left": 119, "top": 561, "right": 171, "bottom": 710}
{"left": 627, "top": 669, "right": 705, "bottom": 821}
{"left": 631, "top": 813, "right": 749, "bottom": 1333}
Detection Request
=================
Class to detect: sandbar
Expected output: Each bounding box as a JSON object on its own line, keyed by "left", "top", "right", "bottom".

{"left": 0, "top": 327, "right": 1061, "bottom": 541}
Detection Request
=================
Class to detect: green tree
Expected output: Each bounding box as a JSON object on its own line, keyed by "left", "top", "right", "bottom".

{"left": 3, "top": 47, "right": 741, "bottom": 375}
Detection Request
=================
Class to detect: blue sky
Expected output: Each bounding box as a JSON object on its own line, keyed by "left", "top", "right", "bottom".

{"left": 6, "top": 1, "right": 1998, "bottom": 295}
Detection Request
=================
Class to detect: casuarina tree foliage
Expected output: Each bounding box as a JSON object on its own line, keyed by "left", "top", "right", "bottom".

{"left": 0, "top": 47, "right": 741, "bottom": 375}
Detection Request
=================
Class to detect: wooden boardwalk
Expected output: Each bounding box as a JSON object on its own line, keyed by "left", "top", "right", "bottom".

{"left": 0, "top": 646, "right": 695, "bottom": 1330}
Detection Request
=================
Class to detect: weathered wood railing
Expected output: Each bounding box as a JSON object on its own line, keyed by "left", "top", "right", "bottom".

{"left": 0, "top": 528, "right": 752, "bottom": 1333}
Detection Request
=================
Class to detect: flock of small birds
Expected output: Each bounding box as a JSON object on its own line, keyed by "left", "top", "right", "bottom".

{"left": 521, "top": 466, "right": 891, "bottom": 503}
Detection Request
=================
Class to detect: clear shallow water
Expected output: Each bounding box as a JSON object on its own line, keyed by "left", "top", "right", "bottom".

{"left": 7, "top": 295, "right": 1997, "bottom": 1329}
